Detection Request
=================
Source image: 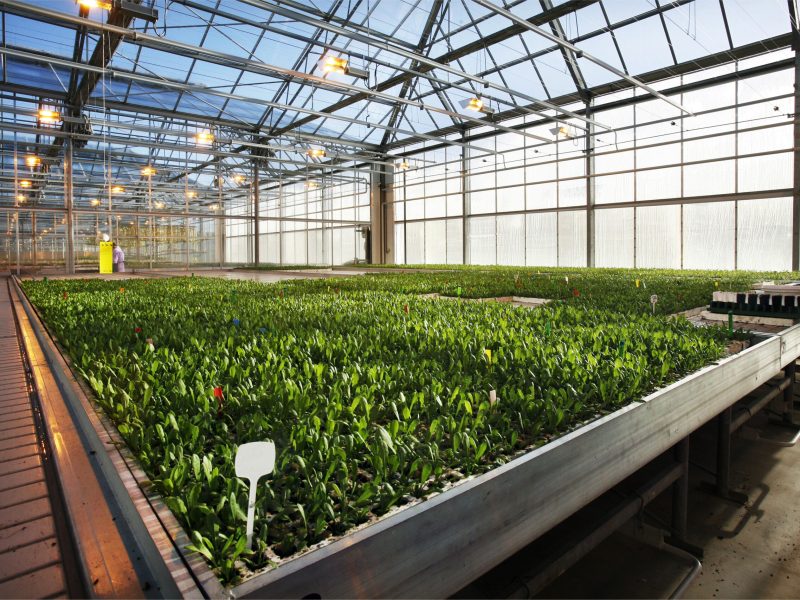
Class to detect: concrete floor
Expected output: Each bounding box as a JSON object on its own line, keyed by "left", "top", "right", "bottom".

{"left": 527, "top": 413, "right": 800, "bottom": 599}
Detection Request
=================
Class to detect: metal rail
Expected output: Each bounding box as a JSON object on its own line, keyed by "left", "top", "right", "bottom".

{"left": 9, "top": 277, "right": 195, "bottom": 599}
{"left": 232, "top": 324, "right": 800, "bottom": 599}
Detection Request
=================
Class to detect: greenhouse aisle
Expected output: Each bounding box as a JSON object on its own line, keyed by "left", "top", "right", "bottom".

{"left": 0, "top": 276, "right": 72, "bottom": 597}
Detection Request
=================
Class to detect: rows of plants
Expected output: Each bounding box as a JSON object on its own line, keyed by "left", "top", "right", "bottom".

{"left": 269, "top": 267, "right": 776, "bottom": 315}
{"left": 23, "top": 274, "right": 735, "bottom": 583}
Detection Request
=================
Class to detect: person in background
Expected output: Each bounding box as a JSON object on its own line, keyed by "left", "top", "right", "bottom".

{"left": 112, "top": 242, "right": 126, "bottom": 273}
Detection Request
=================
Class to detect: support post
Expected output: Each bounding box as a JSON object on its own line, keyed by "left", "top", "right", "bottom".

{"left": 784, "top": 360, "right": 796, "bottom": 420}
{"left": 585, "top": 98, "right": 596, "bottom": 268}
{"left": 32, "top": 212, "right": 37, "bottom": 267}
{"left": 253, "top": 163, "right": 260, "bottom": 266}
{"left": 64, "top": 137, "right": 75, "bottom": 275}
{"left": 668, "top": 436, "right": 702, "bottom": 557}
{"left": 710, "top": 407, "right": 748, "bottom": 504}
{"left": 791, "top": 3, "right": 800, "bottom": 270}
{"left": 370, "top": 164, "right": 394, "bottom": 264}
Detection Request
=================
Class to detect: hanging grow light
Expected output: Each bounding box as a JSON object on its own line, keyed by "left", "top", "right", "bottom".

{"left": 186, "top": 191, "right": 197, "bottom": 199}
{"left": 25, "top": 155, "right": 41, "bottom": 168}
{"left": 305, "top": 181, "right": 320, "bottom": 190}
{"left": 399, "top": 160, "right": 410, "bottom": 171}
{"left": 154, "top": 201, "right": 165, "bottom": 209}
{"left": 141, "top": 165, "right": 156, "bottom": 177}
{"left": 90, "top": 198, "right": 101, "bottom": 206}
{"left": 19, "top": 180, "right": 32, "bottom": 189}
{"left": 37, "top": 109, "right": 61, "bottom": 124}
{"left": 77, "top": 0, "right": 112, "bottom": 9}
{"left": 307, "top": 148, "right": 327, "bottom": 159}
{"left": 195, "top": 130, "right": 214, "bottom": 146}
{"left": 111, "top": 185, "right": 126, "bottom": 194}
{"left": 16, "top": 194, "right": 26, "bottom": 203}
{"left": 232, "top": 174, "right": 247, "bottom": 185}
{"left": 460, "top": 97, "right": 495, "bottom": 116}
{"left": 320, "top": 55, "right": 369, "bottom": 80}
{"left": 550, "top": 125, "right": 572, "bottom": 139}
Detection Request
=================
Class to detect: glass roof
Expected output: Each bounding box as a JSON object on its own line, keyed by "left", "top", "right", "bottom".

{"left": 0, "top": 0, "right": 792, "bottom": 212}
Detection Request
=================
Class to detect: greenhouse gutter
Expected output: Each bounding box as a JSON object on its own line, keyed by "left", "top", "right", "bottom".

{"left": 9, "top": 276, "right": 226, "bottom": 600}
{"left": 233, "top": 326, "right": 800, "bottom": 599}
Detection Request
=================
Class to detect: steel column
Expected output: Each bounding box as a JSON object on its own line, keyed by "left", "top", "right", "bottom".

{"left": 64, "top": 137, "right": 75, "bottom": 275}
{"left": 793, "top": 48, "right": 800, "bottom": 269}
{"left": 585, "top": 98, "right": 595, "bottom": 267}
{"left": 253, "top": 164, "right": 260, "bottom": 266}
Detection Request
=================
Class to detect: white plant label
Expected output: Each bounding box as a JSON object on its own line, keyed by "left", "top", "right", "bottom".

{"left": 235, "top": 441, "right": 276, "bottom": 550}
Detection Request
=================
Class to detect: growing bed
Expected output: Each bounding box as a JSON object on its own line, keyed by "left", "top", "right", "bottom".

{"left": 19, "top": 268, "right": 784, "bottom": 587}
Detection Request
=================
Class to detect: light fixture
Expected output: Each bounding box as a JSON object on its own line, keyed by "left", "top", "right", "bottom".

{"left": 90, "top": 198, "right": 101, "bottom": 206}
{"left": 16, "top": 194, "right": 25, "bottom": 203}
{"left": 19, "top": 180, "right": 32, "bottom": 189}
{"left": 208, "top": 203, "right": 219, "bottom": 211}
{"left": 195, "top": 130, "right": 214, "bottom": 146}
{"left": 25, "top": 155, "right": 41, "bottom": 168}
{"left": 399, "top": 160, "right": 410, "bottom": 171}
{"left": 232, "top": 174, "right": 246, "bottom": 184}
{"left": 154, "top": 201, "right": 165, "bottom": 209}
{"left": 307, "top": 148, "right": 326, "bottom": 158}
{"left": 77, "top": 0, "right": 112, "bottom": 9}
{"left": 37, "top": 109, "right": 61, "bottom": 124}
{"left": 186, "top": 191, "right": 197, "bottom": 199}
{"left": 141, "top": 165, "right": 156, "bottom": 177}
{"left": 550, "top": 125, "right": 572, "bottom": 139}
{"left": 305, "top": 181, "right": 320, "bottom": 190}
{"left": 111, "top": 185, "right": 125, "bottom": 194}
{"left": 460, "top": 97, "right": 495, "bottom": 116}
{"left": 320, "top": 55, "right": 369, "bottom": 80}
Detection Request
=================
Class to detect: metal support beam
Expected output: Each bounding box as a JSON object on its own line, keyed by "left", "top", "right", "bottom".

{"left": 471, "top": 0, "right": 692, "bottom": 115}
{"left": 585, "top": 99, "right": 595, "bottom": 267}
{"left": 253, "top": 163, "right": 260, "bottom": 266}
{"left": 64, "top": 136, "right": 75, "bottom": 274}
{"left": 370, "top": 164, "right": 394, "bottom": 265}
{"left": 792, "top": 30, "right": 800, "bottom": 269}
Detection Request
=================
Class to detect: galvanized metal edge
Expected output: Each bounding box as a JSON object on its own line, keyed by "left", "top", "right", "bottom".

{"left": 11, "top": 276, "right": 189, "bottom": 599}
{"left": 233, "top": 329, "right": 796, "bottom": 599}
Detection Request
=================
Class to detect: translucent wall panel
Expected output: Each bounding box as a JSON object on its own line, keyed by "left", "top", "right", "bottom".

{"left": 467, "top": 216, "right": 496, "bottom": 265}
{"left": 684, "top": 160, "right": 735, "bottom": 197}
{"left": 637, "top": 167, "right": 681, "bottom": 200}
{"left": 683, "top": 202, "right": 735, "bottom": 270}
{"left": 558, "top": 211, "right": 587, "bottom": 267}
{"left": 497, "top": 186, "right": 525, "bottom": 212}
{"left": 526, "top": 212, "right": 557, "bottom": 267}
{"left": 405, "top": 222, "right": 424, "bottom": 264}
{"left": 559, "top": 178, "right": 587, "bottom": 207}
{"left": 425, "top": 220, "right": 447, "bottom": 264}
{"left": 261, "top": 233, "right": 279, "bottom": 263}
{"left": 737, "top": 197, "right": 792, "bottom": 271}
{"left": 395, "top": 224, "right": 405, "bottom": 264}
{"left": 595, "top": 208, "right": 634, "bottom": 268}
{"left": 595, "top": 172, "right": 634, "bottom": 204}
{"left": 636, "top": 205, "right": 681, "bottom": 268}
{"left": 497, "top": 215, "right": 525, "bottom": 266}
{"left": 425, "top": 196, "right": 446, "bottom": 219}
{"left": 527, "top": 182, "right": 557, "bottom": 209}
{"left": 308, "top": 230, "right": 324, "bottom": 265}
{"left": 468, "top": 189, "right": 495, "bottom": 215}
{"left": 446, "top": 219, "right": 463, "bottom": 264}
{"left": 738, "top": 153, "right": 792, "bottom": 192}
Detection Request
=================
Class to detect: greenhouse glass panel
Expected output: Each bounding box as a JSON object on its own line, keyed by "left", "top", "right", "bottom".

{"left": 737, "top": 197, "right": 792, "bottom": 271}
{"left": 636, "top": 205, "right": 681, "bottom": 268}
{"left": 525, "top": 212, "right": 558, "bottom": 267}
{"left": 683, "top": 202, "right": 735, "bottom": 270}
{"left": 496, "top": 215, "right": 525, "bottom": 266}
{"left": 467, "top": 216, "right": 496, "bottom": 265}
{"left": 595, "top": 208, "right": 634, "bottom": 268}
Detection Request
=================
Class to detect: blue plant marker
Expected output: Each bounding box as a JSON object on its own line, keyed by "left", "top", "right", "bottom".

{"left": 259, "top": 327, "right": 266, "bottom": 334}
{"left": 618, "top": 339, "right": 626, "bottom": 357}
{"left": 233, "top": 318, "right": 240, "bottom": 326}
